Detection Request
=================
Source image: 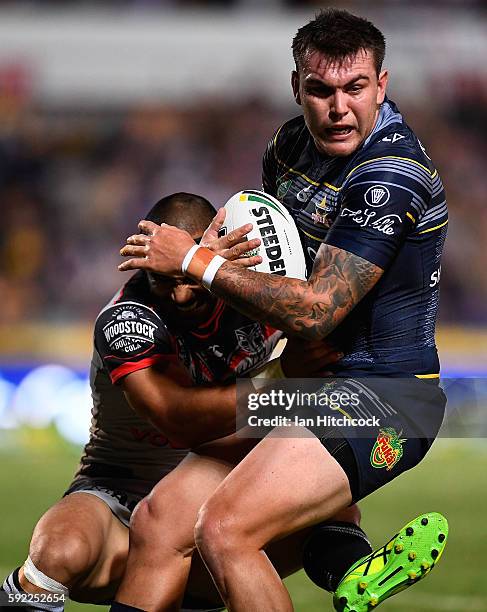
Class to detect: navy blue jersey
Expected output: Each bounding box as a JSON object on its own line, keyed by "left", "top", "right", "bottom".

{"left": 262, "top": 99, "right": 447, "bottom": 377}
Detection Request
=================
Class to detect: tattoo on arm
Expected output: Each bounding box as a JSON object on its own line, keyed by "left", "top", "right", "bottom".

{"left": 211, "top": 244, "right": 383, "bottom": 340}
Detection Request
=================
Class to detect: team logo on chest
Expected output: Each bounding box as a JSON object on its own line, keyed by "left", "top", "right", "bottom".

{"left": 311, "top": 195, "right": 334, "bottom": 227}
{"left": 231, "top": 323, "right": 275, "bottom": 375}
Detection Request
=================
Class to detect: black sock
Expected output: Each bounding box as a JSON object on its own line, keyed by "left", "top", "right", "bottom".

{"left": 303, "top": 521, "right": 373, "bottom": 592}
{"left": 110, "top": 603, "right": 146, "bottom": 612}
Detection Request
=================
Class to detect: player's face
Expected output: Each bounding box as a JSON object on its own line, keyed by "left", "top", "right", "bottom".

{"left": 148, "top": 273, "right": 215, "bottom": 329}
{"left": 148, "top": 232, "right": 216, "bottom": 329}
{"left": 292, "top": 49, "right": 388, "bottom": 157}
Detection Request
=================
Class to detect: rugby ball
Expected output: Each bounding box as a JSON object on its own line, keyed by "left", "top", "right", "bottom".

{"left": 221, "top": 190, "right": 306, "bottom": 280}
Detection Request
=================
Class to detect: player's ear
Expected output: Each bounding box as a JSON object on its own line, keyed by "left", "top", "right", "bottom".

{"left": 376, "top": 69, "right": 388, "bottom": 105}
{"left": 291, "top": 70, "right": 301, "bottom": 105}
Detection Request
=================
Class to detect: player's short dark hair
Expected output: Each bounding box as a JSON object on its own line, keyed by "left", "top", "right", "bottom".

{"left": 292, "top": 8, "right": 386, "bottom": 76}
{"left": 145, "top": 192, "right": 216, "bottom": 236}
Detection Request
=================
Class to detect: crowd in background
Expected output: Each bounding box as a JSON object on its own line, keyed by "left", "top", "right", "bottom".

{"left": 0, "top": 82, "right": 485, "bottom": 325}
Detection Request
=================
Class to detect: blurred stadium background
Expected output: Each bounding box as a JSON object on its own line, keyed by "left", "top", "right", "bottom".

{"left": 0, "top": 1, "right": 486, "bottom": 610}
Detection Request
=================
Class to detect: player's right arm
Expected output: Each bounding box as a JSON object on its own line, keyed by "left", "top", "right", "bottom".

{"left": 95, "top": 298, "right": 342, "bottom": 447}
{"left": 95, "top": 299, "right": 239, "bottom": 448}
{"left": 209, "top": 244, "right": 383, "bottom": 340}
{"left": 121, "top": 342, "right": 342, "bottom": 447}
{"left": 119, "top": 227, "right": 384, "bottom": 342}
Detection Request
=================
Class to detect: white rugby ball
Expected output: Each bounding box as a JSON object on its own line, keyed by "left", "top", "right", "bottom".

{"left": 220, "top": 190, "right": 306, "bottom": 281}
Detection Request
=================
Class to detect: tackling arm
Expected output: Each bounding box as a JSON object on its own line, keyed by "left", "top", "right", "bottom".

{"left": 122, "top": 361, "right": 236, "bottom": 449}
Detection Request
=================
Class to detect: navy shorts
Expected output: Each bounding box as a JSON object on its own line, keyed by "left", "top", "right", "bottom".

{"left": 317, "top": 376, "right": 446, "bottom": 502}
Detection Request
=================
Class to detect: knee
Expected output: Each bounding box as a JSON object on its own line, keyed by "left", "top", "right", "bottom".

{"left": 194, "top": 501, "right": 242, "bottom": 565}
{"left": 29, "top": 526, "right": 95, "bottom": 585}
{"left": 130, "top": 494, "right": 196, "bottom": 558}
{"left": 128, "top": 497, "right": 155, "bottom": 548}
{"left": 129, "top": 492, "right": 170, "bottom": 549}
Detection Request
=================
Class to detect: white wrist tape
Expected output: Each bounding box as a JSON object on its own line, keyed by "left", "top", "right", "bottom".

{"left": 201, "top": 255, "right": 226, "bottom": 290}
{"left": 181, "top": 244, "right": 200, "bottom": 275}
{"left": 23, "top": 556, "right": 70, "bottom": 595}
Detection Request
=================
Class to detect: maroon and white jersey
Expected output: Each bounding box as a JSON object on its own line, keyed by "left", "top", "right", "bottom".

{"left": 76, "top": 271, "right": 280, "bottom": 485}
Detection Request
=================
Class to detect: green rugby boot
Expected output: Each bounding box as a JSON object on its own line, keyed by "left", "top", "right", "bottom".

{"left": 333, "top": 512, "right": 448, "bottom": 612}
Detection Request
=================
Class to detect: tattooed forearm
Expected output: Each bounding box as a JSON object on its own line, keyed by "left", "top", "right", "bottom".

{"left": 211, "top": 244, "right": 383, "bottom": 340}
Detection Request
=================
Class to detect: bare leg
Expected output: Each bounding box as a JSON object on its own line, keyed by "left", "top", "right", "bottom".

{"left": 195, "top": 426, "right": 352, "bottom": 612}
{"left": 115, "top": 432, "right": 360, "bottom": 611}
{"left": 19, "top": 493, "right": 128, "bottom": 603}
{"left": 114, "top": 452, "right": 234, "bottom": 611}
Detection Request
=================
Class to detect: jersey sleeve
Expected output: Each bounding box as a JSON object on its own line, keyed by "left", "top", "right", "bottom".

{"left": 94, "top": 301, "right": 175, "bottom": 384}
{"left": 324, "top": 157, "right": 430, "bottom": 269}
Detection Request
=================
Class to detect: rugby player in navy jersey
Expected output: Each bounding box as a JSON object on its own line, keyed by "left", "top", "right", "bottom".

{"left": 117, "top": 9, "right": 448, "bottom": 612}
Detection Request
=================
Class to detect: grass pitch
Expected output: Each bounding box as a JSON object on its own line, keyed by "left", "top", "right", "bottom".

{"left": 0, "top": 429, "right": 485, "bottom": 611}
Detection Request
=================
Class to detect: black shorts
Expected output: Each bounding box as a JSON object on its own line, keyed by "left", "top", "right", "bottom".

{"left": 318, "top": 377, "right": 446, "bottom": 503}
